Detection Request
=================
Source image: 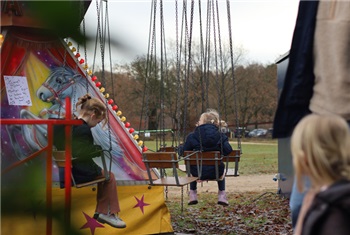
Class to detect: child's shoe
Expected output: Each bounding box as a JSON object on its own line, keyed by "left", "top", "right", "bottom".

{"left": 188, "top": 190, "right": 198, "bottom": 205}
{"left": 97, "top": 213, "right": 126, "bottom": 228}
{"left": 218, "top": 190, "right": 229, "bottom": 206}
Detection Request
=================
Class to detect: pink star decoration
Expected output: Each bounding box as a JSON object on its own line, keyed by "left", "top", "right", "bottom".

{"left": 80, "top": 212, "right": 104, "bottom": 235}
{"left": 133, "top": 194, "right": 150, "bottom": 214}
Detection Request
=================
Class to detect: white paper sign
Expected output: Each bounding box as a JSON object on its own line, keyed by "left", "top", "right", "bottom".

{"left": 4, "top": 75, "right": 32, "bottom": 106}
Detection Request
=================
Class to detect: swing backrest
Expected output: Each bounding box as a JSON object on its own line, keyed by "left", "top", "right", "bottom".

{"left": 143, "top": 152, "right": 179, "bottom": 169}
{"left": 159, "top": 146, "right": 177, "bottom": 152}
{"left": 222, "top": 150, "right": 241, "bottom": 162}
{"left": 183, "top": 151, "right": 223, "bottom": 181}
{"left": 184, "top": 151, "right": 222, "bottom": 166}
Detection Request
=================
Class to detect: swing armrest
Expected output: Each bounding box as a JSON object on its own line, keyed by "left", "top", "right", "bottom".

{"left": 222, "top": 150, "right": 241, "bottom": 162}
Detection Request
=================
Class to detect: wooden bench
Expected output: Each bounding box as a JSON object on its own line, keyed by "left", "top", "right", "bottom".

{"left": 53, "top": 150, "right": 109, "bottom": 188}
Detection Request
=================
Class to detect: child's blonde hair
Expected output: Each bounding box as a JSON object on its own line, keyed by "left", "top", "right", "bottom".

{"left": 76, "top": 94, "right": 108, "bottom": 126}
{"left": 291, "top": 114, "right": 350, "bottom": 192}
{"left": 200, "top": 109, "right": 220, "bottom": 126}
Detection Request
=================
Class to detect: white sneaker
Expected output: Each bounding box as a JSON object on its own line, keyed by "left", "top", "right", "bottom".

{"left": 97, "top": 213, "right": 126, "bottom": 228}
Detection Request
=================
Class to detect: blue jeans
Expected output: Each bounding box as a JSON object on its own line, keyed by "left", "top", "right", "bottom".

{"left": 290, "top": 175, "right": 311, "bottom": 228}
{"left": 189, "top": 164, "right": 225, "bottom": 191}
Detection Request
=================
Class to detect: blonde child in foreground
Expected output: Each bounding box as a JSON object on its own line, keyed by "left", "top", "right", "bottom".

{"left": 291, "top": 114, "right": 350, "bottom": 235}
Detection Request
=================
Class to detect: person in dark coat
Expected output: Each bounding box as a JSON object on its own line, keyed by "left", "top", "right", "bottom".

{"left": 182, "top": 109, "right": 233, "bottom": 206}
{"left": 273, "top": 0, "right": 350, "bottom": 228}
{"left": 54, "top": 94, "right": 126, "bottom": 229}
{"left": 290, "top": 114, "right": 350, "bottom": 235}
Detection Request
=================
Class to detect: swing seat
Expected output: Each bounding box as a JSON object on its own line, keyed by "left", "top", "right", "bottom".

{"left": 142, "top": 152, "right": 197, "bottom": 186}
{"left": 222, "top": 150, "right": 241, "bottom": 177}
{"left": 52, "top": 150, "right": 109, "bottom": 188}
{"left": 184, "top": 151, "right": 225, "bottom": 181}
{"left": 142, "top": 151, "right": 198, "bottom": 212}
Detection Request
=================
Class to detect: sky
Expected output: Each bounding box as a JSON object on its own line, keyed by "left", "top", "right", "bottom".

{"left": 83, "top": 0, "right": 300, "bottom": 66}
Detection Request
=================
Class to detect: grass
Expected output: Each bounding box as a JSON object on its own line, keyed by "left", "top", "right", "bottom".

{"left": 166, "top": 191, "right": 292, "bottom": 235}
{"left": 237, "top": 140, "right": 278, "bottom": 175}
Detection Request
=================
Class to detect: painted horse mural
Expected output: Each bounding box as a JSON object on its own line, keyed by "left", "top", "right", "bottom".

{"left": 5, "top": 66, "right": 143, "bottom": 180}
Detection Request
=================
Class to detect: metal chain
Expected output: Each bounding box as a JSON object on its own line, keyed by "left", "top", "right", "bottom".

{"left": 141, "top": 0, "right": 157, "bottom": 149}
{"left": 215, "top": 0, "right": 226, "bottom": 155}
{"left": 182, "top": 0, "right": 189, "bottom": 142}
{"left": 226, "top": 0, "right": 241, "bottom": 152}
{"left": 211, "top": 0, "right": 221, "bottom": 118}
{"left": 159, "top": 0, "right": 165, "bottom": 147}
{"left": 104, "top": 1, "right": 113, "bottom": 151}
{"left": 215, "top": 0, "right": 227, "bottom": 122}
{"left": 175, "top": 0, "right": 182, "bottom": 147}
{"left": 57, "top": 39, "right": 68, "bottom": 118}
{"left": 198, "top": 0, "right": 205, "bottom": 114}
{"left": 95, "top": 0, "right": 112, "bottom": 151}
{"left": 83, "top": 18, "right": 89, "bottom": 94}
{"left": 205, "top": 0, "right": 211, "bottom": 110}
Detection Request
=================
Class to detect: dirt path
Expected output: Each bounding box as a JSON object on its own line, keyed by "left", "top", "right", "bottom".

{"left": 167, "top": 174, "right": 278, "bottom": 194}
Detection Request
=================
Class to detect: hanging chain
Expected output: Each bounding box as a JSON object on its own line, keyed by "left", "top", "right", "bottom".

{"left": 211, "top": 0, "right": 221, "bottom": 118}
{"left": 226, "top": 0, "right": 241, "bottom": 152}
{"left": 104, "top": 1, "right": 113, "bottom": 151}
{"left": 215, "top": 0, "right": 227, "bottom": 123}
{"left": 205, "top": 0, "right": 211, "bottom": 110}
{"left": 159, "top": 0, "right": 165, "bottom": 147}
{"left": 198, "top": 0, "right": 205, "bottom": 114}
{"left": 106, "top": 5, "right": 115, "bottom": 102}
{"left": 211, "top": 0, "right": 225, "bottom": 154}
{"left": 57, "top": 39, "right": 69, "bottom": 119}
{"left": 94, "top": 1, "right": 112, "bottom": 151}
{"left": 175, "top": 0, "right": 182, "bottom": 147}
{"left": 182, "top": 0, "right": 189, "bottom": 143}
{"left": 83, "top": 18, "right": 89, "bottom": 94}
{"left": 141, "top": 0, "right": 157, "bottom": 150}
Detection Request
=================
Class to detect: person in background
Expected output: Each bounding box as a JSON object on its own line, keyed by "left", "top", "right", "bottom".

{"left": 220, "top": 120, "right": 231, "bottom": 138}
{"left": 182, "top": 109, "right": 233, "bottom": 206}
{"left": 273, "top": 0, "right": 350, "bottom": 228}
{"left": 54, "top": 94, "right": 126, "bottom": 229}
{"left": 291, "top": 114, "right": 350, "bottom": 235}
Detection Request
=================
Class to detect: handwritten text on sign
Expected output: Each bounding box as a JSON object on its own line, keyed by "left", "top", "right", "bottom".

{"left": 4, "top": 76, "right": 32, "bottom": 106}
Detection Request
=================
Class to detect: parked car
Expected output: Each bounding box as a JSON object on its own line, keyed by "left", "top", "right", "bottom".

{"left": 247, "top": 128, "right": 268, "bottom": 138}
{"left": 234, "top": 127, "right": 249, "bottom": 138}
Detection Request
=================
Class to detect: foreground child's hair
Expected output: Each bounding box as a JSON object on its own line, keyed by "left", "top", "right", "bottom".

{"left": 76, "top": 94, "right": 108, "bottom": 126}
{"left": 291, "top": 114, "right": 350, "bottom": 192}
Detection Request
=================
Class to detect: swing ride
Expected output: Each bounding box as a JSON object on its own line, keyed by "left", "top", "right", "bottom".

{"left": 140, "top": 0, "right": 241, "bottom": 190}
{"left": 1, "top": 1, "right": 242, "bottom": 234}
